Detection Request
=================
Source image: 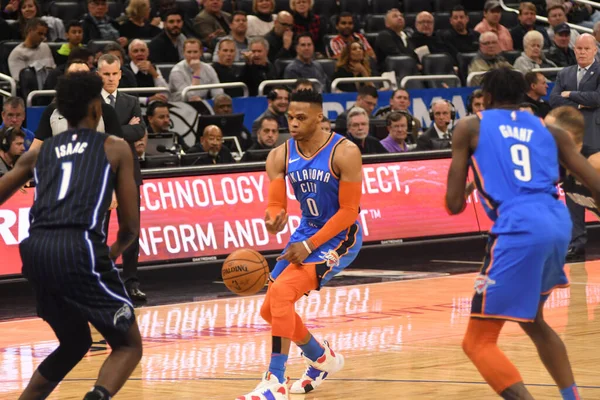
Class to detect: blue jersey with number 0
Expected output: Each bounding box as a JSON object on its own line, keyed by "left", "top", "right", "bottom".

{"left": 471, "top": 109, "right": 559, "bottom": 222}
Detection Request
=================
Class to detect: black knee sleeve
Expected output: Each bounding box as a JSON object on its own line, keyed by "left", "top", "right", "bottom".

{"left": 38, "top": 333, "right": 92, "bottom": 382}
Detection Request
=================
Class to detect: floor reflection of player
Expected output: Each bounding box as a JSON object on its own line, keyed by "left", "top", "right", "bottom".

{"left": 445, "top": 68, "right": 600, "bottom": 400}
{"left": 237, "top": 90, "right": 363, "bottom": 400}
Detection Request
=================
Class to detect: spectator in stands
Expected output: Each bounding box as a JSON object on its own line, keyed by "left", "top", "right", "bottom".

{"left": 380, "top": 111, "right": 415, "bottom": 153}
{"left": 374, "top": 88, "right": 421, "bottom": 136}
{"left": 247, "top": 0, "right": 275, "bottom": 37}
{"left": 134, "top": 130, "right": 148, "bottom": 160}
{"left": 0, "top": 127, "right": 25, "bottom": 176}
{"left": 524, "top": 71, "right": 551, "bottom": 117}
{"left": 82, "top": 0, "right": 127, "bottom": 47}
{"left": 252, "top": 85, "right": 289, "bottom": 134}
{"left": 0, "top": 97, "right": 34, "bottom": 149}
{"left": 212, "top": 38, "right": 245, "bottom": 98}
{"left": 474, "top": 0, "right": 513, "bottom": 51}
{"left": 547, "top": 3, "right": 579, "bottom": 48}
{"left": 103, "top": 43, "right": 138, "bottom": 88}
{"left": 293, "top": 78, "right": 317, "bottom": 92}
{"left": 16, "top": 0, "right": 65, "bottom": 41}
{"left": 188, "top": 125, "right": 235, "bottom": 164}
{"left": 335, "top": 85, "right": 378, "bottom": 135}
{"left": 146, "top": 100, "right": 188, "bottom": 150}
{"left": 169, "top": 38, "right": 223, "bottom": 101}
{"left": 510, "top": 2, "right": 551, "bottom": 51}
{"left": 265, "top": 11, "right": 295, "bottom": 63}
{"left": 283, "top": 34, "right": 328, "bottom": 90}
{"left": 547, "top": 23, "right": 577, "bottom": 67}
{"left": 467, "top": 32, "right": 512, "bottom": 86}
{"left": 1, "top": 0, "right": 18, "bottom": 19}
{"left": 416, "top": 99, "right": 453, "bottom": 151}
{"left": 345, "top": 107, "right": 386, "bottom": 155}
{"left": 193, "top": 0, "right": 231, "bottom": 52}
{"left": 374, "top": 8, "right": 418, "bottom": 71}
{"left": 290, "top": 0, "right": 324, "bottom": 54}
{"left": 213, "top": 11, "right": 249, "bottom": 62}
{"left": 331, "top": 42, "right": 375, "bottom": 93}
{"left": 119, "top": 0, "right": 161, "bottom": 39}
{"left": 240, "top": 37, "right": 278, "bottom": 96}
{"left": 8, "top": 19, "right": 55, "bottom": 85}
{"left": 148, "top": 9, "right": 186, "bottom": 64}
{"left": 594, "top": 21, "right": 600, "bottom": 61}
{"left": 327, "top": 12, "right": 375, "bottom": 60}
{"left": 513, "top": 30, "right": 557, "bottom": 73}
{"left": 44, "top": 47, "right": 94, "bottom": 90}
{"left": 567, "top": 1, "right": 600, "bottom": 29}
{"left": 126, "top": 39, "right": 169, "bottom": 103}
{"left": 213, "top": 93, "right": 233, "bottom": 114}
{"left": 321, "top": 116, "right": 331, "bottom": 133}
{"left": 54, "top": 21, "right": 84, "bottom": 67}
{"left": 467, "top": 88, "right": 485, "bottom": 115}
{"left": 410, "top": 12, "right": 453, "bottom": 57}
{"left": 440, "top": 6, "right": 480, "bottom": 60}
{"left": 241, "top": 116, "right": 278, "bottom": 162}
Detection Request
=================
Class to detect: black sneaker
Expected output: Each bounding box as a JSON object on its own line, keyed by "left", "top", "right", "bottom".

{"left": 565, "top": 247, "right": 585, "bottom": 263}
{"left": 127, "top": 282, "right": 147, "bottom": 301}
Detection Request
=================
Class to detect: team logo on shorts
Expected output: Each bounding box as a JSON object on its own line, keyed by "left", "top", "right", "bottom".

{"left": 113, "top": 303, "right": 132, "bottom": 327}
{"left": 474, "top": 274, "right": 496, "bottom": 294}
{"left": 320, "top": 250, "right": 340, "bottom": 268}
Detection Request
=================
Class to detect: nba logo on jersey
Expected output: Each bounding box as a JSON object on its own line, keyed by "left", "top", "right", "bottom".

{"left": 474, "top": 274, "right": 495, "bottom": 294}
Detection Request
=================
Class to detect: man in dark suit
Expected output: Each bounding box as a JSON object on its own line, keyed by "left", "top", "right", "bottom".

{"left": 550, "top": 33, "right": 600, "bottom": 262}
{"left": 416, "top": 99, "right": 454, "bottom": 151}
{"left": 374, "top": 8, "right": 418, "bottom": 72}
{"left": 97, "top": 53, "right": 147, "bottom": 300}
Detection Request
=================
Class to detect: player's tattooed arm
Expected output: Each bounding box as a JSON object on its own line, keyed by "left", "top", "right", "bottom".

{"left": 549, "top": 123, "right": 600, "bottom": 208}
{"left": 445, "top": 116, "right": 478, "bottom": 215}
{"left": 0, "top": 145, "right": 39, "bottom": 205}
{"left": 265, "top": 144, "right": 288, "bottom": 235}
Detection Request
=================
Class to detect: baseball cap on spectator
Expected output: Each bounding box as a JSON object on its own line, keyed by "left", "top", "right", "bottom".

{"left": 555, "top": 22, "right": 571, "bottom": 34}
{"left": 484, "top": 0, "right": 502, "bottom": 12}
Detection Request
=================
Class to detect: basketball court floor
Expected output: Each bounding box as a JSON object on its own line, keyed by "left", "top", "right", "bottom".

{"left": 0, "top": 259, "right": 599, "bottom": 399}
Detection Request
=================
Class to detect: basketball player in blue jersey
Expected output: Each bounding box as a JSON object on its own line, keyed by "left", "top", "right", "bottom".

{"left": 446, "top": 67, "right": 600, "bottom": 399}
{"left": 0, "top": 72, "right": 142, "bottom": 400}
{"left": 237, "top": 90, "right": 363, "bottom": 400}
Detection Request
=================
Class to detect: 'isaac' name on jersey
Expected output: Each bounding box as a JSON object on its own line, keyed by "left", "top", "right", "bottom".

{"left": 55, "top": 142, "right": 88, "bottom": 159}
{"left": 288, "top": 168, "right": 332, "bottom": 194}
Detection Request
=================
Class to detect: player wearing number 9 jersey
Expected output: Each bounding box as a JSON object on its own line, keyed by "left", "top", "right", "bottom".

{"left": 237, "top": 90, "right": 363, "bottom": 400}
{"left": 446, "top": 68, "right": 600, "bottom": 400}
{"left": 0, "top": 72, "right": 142, "bottom": 400}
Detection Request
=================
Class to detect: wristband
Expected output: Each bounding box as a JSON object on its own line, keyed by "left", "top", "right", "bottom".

{"left": 192, "top": 75, "right": 201, "bottom": 79}
{"left": 302, "top": 240, "right": 312, "bottom": 254}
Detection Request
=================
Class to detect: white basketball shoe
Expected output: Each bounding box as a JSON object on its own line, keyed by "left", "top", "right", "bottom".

{"left": 289, "top": 340, "right": 345, "bottom": 394}
{"left": 235, "top": 372, "right": 289, "bottom": 400}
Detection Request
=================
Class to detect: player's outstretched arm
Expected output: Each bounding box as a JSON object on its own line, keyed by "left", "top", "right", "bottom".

{"left": 0, "top": 146, "right": 39, "bottom": 205}
{"left": 445, "top": 116, "right": 476, "bottom": 215}
{"left": 308, "top": 140, "right": 362, "bottom": 249}
{"left": 264, "top": 144, "right": 288, "bottom": 235}
{"left": 549, "top": 124, "right": 600, "bottom": 207}
{"left": 106, "top": 136, "right": 139, "bottom": 259}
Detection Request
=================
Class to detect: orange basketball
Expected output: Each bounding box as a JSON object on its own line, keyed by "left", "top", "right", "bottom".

{"left": 222, "top": 249, "right": 269, "bottom": 296}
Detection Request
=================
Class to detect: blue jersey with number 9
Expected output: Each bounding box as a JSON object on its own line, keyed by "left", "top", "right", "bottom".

{"left": 471, "top": 109, "right": 559, "bottom": 222}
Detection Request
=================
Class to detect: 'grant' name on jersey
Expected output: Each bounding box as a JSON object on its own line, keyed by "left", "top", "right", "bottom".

{"left": 54, "top": 142, "right": 88, "bottom": 159}
{"left": 288, "top": 168, "right": 331, "bottom": 194}
{"left": 499, "top": 125, "right": 533, "bottom": 143}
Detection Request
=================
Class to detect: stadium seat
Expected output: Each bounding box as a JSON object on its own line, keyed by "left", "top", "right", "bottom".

{"left": 156, "top": 63, "right": 175, "bottom": 79}
{"left": 433, "top": 0, "right": 461, "bottom": 12}
{"left": 501, "top": 50, "right": 521, "bottom": 65}
{"left": 48, "top": 2, "right": 84, "bottom": 23}
{"left": 237, "top": 0, "right": 253, "bottom": 14}
{"left": 313, "top": 0, "right": 337, "bottom": 17}
{"left": 323, "top": 34, "right": 336, "bottom": 51}
{"left": 0, "top": 41, "right": 23, "bottom": 75}
{"left": 384, "top": 55, "right": 423, "bottom": 89}
{"left": 434, "top": 12, "right": 450, "bottom": 31}
{"left": 46, "top": 41, "right": 63, "bottom": 63}
{"left": 175, "top": 0, "right": 200, "bottom": 20}
{"left": 315, "top": 59, "right": 337, "bottom": 81}
{"left": 404, "top": 13, "right": 417, "bottom": 30}
{"left": 467, "top": 11, "right": 483, "bottom": 29}
{"left": 222, "top": 0, "right": 233, "bottom": 13}
{"left": 107, "top": 1, "right": 123, "bottom": 19}
{"left": 364, "top": 32, "right": 378, "bottom": 49}
{"left": 422, "top": 53, "right": 459, "bottom": 88}
{"left": 340, "top": 0, "right": 369, "bottom": 16}
{"left": 275, "top": 58, "right": 295, "bottom": 78}
{"left": 274, "top": 0, "right": 290, "bottom": 12}
{"left": 402, "top": 0, "right": 432, "bottom": 13}
{"left": 456, "top": 51, "right": 477, "bottom": 85}
{"left": 500, "top": 11, "right": 519, "bottom": 29}
{"left": 19, "top": 67, "right": 39, "bottom": 105}
{"left": 371, "top": 0, "right": 401, "bottom": 14}
{"left": 87, "top": 40, "right": 119, "bottom": 54}
{"left": 365, "top": 14, "right": 386, "bottom": 33}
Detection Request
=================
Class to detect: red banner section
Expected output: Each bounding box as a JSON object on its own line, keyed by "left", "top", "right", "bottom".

{"left": 0, "top": 158, "right": 596, "bottom": 277}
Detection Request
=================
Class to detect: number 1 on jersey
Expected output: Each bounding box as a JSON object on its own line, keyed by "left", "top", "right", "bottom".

{"left": 57, "top": 161, "right": 73, "bottom": 200}
{"left": 510, "top": 144, "right": 532, "bottom": 182}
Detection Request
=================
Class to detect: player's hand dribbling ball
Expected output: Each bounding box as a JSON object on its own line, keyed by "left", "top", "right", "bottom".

{"left": 222, "top": 249, "right": 269, "bottom": 296}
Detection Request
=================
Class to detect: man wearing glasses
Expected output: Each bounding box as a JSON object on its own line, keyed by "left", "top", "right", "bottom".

{"left": 467, "top": 32, "right": 512, "bottom": 86}
{"left": 410, "top": 11, "right": 452, "bottom": 57}
{"left": 265, "top": 11, "right": 296, "bottom": 64}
